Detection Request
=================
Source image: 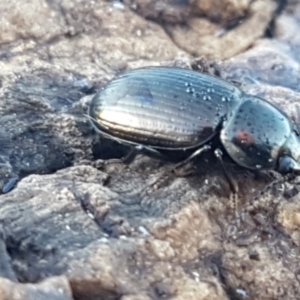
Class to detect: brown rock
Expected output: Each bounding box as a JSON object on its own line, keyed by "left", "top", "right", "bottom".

{"left": 0, "top": 276, "right": 72, "bottom": 300}
{"left": 167, "top": 0, "right": 278, "bottom": 59}
{"left": 0, "top": 0, "right": 65, "bottom": 44}
{"left": 193, "top": 0, "right": 250, "bottom": 26}
{"left": 0, "top": 0, "right": 299, "bottom": 299}
{"left": 123, "top": 0, "right": 192, "bottom": 24}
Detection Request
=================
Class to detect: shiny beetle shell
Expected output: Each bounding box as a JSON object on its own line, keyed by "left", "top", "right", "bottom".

{"left": 221, "top": 94, "right": 296, "bottom": 170}
{"left": 88, "top": 67, "right": 300, "bottom": 174}
{"left": 89, "top": 67, "right": 243, "bottom": 149}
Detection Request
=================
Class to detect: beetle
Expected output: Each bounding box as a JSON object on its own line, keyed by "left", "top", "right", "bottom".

{"left": 87, "top": 66, "right": 300, "bottom": 192}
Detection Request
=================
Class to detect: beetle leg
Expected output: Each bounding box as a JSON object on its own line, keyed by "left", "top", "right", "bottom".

{"left": 173, "top": 144, "right": 212, "bottom": 170}
{"left": 214, "top": 148, "right": 239, "bottom": 216}
{"left": 103, "top": 147, "right": 137, "bottom": 166}
{"left": 121, "top": 146, "right": 140, "bottom": 164}
{"left": 148, "top": 145, "right": 212, "bottom": 190}
{"left": 214, "top": 148, "right": 238, "bottom": 194}
{"left": 106, "top": 144, "right": 167, "bottom": 165}
{"left": 249, "top": 173, "right": 295, "bottom": 212}
{"left": 134, "top": 145, "right": 170, "bottom": 161}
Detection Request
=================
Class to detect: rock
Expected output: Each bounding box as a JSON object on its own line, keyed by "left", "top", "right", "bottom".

{"left": 0, "top": 276, "right": 72, "bottom": 300}
{"left": 166, "top": 0, "right": 278, "bottom": 59}
{"left": 193, "top": 0, "right": 251, "bottom": 26}
{"left": 0, "top": 0, "right": 300, "bottom": 299}
{"left": 123, "top": 0, "right": 192, "bottom": 24}
{"left": 0, "top": 0, "right": 65, "bottom": 44}
{"left": 0, "top": 0, "right": 187, "bottom": 191}
{"left": 0, "top": 164, "right": 229, "bottom": 299}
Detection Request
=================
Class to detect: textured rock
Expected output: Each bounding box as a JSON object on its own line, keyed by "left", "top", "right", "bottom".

{"left": 193, "top": 0, "right": 251, "bottom": 26}
{"left": 0, "top": 0, "right": 66, "bottom": 44}
{"left": 0, "top": 0, "right": 299, "bottom": 299}
{"left": 167, "top": 0, "right": 278, "bottom": 59}
{"left": 0, "top": 276, "right": 72, "bottom": 300}
{"left": 123, "top": 0, "right": 192, "bottom": 24}
{"left": 0, "top": 0, "right": 187, "bottom": 191}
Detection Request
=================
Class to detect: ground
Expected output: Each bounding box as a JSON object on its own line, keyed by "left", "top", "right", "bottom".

{"left": 0, "top": 0, "right": 300, "bottom": 299}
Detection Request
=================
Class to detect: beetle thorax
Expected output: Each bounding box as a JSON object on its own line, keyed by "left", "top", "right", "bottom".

{"left": 220, "top": 96, "right": 293, "bottom": 171}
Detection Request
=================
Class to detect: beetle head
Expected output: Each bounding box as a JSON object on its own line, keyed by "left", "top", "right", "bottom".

{"left": 279, "top": 131, "right": 300, "bottom": 174}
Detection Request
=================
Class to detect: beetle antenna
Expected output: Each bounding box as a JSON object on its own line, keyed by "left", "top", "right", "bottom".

{"left": 226, "top": 174, "right": 293, "bottom": 240}
{"left": 245, "top": 174, "right": 294, "bottom": 213}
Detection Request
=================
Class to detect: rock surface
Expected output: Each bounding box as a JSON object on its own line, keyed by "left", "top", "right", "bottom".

{"left": 0, "top": 0, "right": 300, "bottom": 299}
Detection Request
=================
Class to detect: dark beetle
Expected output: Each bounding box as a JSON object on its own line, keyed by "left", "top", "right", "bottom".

{"left": 88, "top": 67, "right": 300, "bottom": 190}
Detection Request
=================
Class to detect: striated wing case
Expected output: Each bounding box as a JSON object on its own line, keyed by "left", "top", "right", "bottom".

{"left": 89, "top": 67, "right": 244, "bottom": 150}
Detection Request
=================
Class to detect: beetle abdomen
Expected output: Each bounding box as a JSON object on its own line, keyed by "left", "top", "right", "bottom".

{"left": 89, "top": 67, "right": 244, "bottom": 149}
